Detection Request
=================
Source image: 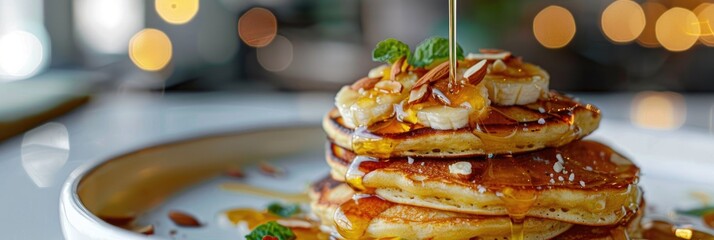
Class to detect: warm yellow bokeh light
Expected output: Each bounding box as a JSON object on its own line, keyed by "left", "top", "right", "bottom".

{"left": 631, "top": 91, "right": 686, "bottom": 130}
{"left": 656, "top": 7, "right": 700, "bottom": 52}
{"left": 533, "top": 5, "right": 576, "bottom": 49}
{"left": 238, "top": 7, "right": 278, "bottom": 48}
{"left": 637, "top": 2, "right": 667, "bottom": 47}
{"left": 129, "top": 29, "right": 172, "bottom": 71}
{"left": 155, "top": 0, "right": 199, "bottom": 25}
{"left": 601, "top": 0, "right": 645, "bottom": 43}
{"left": 694, "top": 3, "right": 714, "bottom": 46}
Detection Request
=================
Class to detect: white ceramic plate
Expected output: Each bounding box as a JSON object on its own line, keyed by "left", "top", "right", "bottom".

{"left": 59, "top": 121, "right": 714, "bottom": 239}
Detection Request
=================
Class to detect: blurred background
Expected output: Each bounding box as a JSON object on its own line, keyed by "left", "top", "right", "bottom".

{"left": 1, "top": 0, "right": 714, "bottom": 137}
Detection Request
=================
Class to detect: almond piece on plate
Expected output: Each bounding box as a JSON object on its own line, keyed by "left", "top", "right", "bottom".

{"left": 259, "top": 162, "right": 285, "bottom": 177}
{"left": 464, "top": 59, "right": 488, "bottom": 85}
{"left": 466, "top": 51, "right": 512, "bottom": 60}
{"left": 350, "top": 77, "right": 381, "bottom": 90}
{"left": 276, "top": 219, "right": 313, "bottom": 229}
{"left": 390, "top": 56, "right": 405, "bottom": 80}
{"left": 133, "top": 224, "right": 155, "bottom": 235}
{"left": 168, "top": 211, "right": 201, "bottom": 227}
{"left": 414, "top": 61, "right": 449, "bottom": 88}
{"left": 375, "top": 80, "right": 403, "bottom": 94}
{"left": 408, "top": 84, "right": 430, "bottom": 104}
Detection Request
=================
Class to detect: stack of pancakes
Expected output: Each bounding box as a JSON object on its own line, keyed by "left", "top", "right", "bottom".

{"left": 310, "top": 69, "right": 643, "bottom": 239}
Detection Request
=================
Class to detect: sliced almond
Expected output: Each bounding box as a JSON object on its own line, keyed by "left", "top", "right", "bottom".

{"left": 431, "top": 88, "right": 451, "bottom": 105}
{"left": 491, "top": 59, "right": 507, "bottom": 73}
{"left": 390, "top": 57, "right": 405, "bottom": 80}
{"left": 464, "top": 59, "right": 488, "bottom": 85}
{"left": 224, "top": 168, "right": 245, "bottom": 179}
{"left": 466, "top": 51, "right": 512, "bottom": 60}
{"left": 374, "top": 80, "right": 403, "bottom": 94}
{"left": 408, "top": 84, "right": 429, "bottom": 104}
{"left": 276, "top": 219, "right": 313, "bottom": 229}
{"left": 168, "top": 211, "right": 201, "bottom": 227}
{"left": 133, "top": 224, "right": 155, "bottom": 235}
{"left": 259, "top": 162, "right": 285, "bottom": 177}
{"left": 413, "top": 61, "right": 450, "bottom": 88}
{"left": 350, "top": 77, "right": 380, "bottom": 90}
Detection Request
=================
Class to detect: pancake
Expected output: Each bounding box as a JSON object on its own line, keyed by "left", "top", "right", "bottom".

{"left": 324, "top": 91, "right": 600, "bottom": 158}
{"left": 326, "top": 140, "right": 641, "bottom": 226}
{"left": 310, "top": 176, "right": 573, "bottom": 240}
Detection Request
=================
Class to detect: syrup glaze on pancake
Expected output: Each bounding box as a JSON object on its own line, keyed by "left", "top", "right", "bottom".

{"left": 310, "top": 176, "right": 573, "bottom": 240}
{"left": 332, "top": 140, "right": 638, "bottom": 191}
{"left": 326, "top": 91, "right": 600, "bottom": 158}
{"left": 327, "top": 140, "right": 641, "bottom": 226}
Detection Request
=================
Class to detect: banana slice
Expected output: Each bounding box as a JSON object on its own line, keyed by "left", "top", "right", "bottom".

{"left": 335, "top": 73, "right": 418, "bottom": 128}
{"left": 416, "top": 106, "right": 469, "bottom": 130}
{"left": 467, "top": 54, "right": 550, "bottom": 106}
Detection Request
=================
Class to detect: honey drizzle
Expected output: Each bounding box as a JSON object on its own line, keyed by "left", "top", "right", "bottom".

{"left": 334, "top": 195, "right": 394, "bottom": 239}
{"left": 448, "top": 0, "right": 458, "bottom": 88}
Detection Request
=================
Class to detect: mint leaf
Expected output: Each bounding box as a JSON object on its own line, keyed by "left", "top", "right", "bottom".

{"left": 408, "top": 36, "right": 464, "bottom": 68}
{"left": 677, "top": 206, "right": 714, "bottom": 217}
{"left": 245, "top": 221, "right": 296, "bottom": 240}
{"left": 372, "top": 38, "right": 410, "bottom": 64}
{"left": 267, "top": 203, "right": 301, "bottom": 218}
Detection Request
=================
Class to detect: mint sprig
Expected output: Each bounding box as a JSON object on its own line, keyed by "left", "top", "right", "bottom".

{"left": 267, "top": 202, "right": 301, "bottom": 218}
{"left": 408, "top": 36, "right": 464, "bottom": 68}
{"left": 372, "top": 38, "right": 410, "bottom": 64}
{"left": 245, "top": 221, "right": 296, "bottom": 240}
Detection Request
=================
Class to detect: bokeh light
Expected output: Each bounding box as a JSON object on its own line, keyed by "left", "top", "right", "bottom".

{"left": 533, "top": 5, "right": 576, "bottom": 49}
{"left": 129, "top": 29, "right": 173, "bottom": 71}
{"left": 694, "top": 3, "right": 714, "bottom": 47}
{"left": 238, "top": 7, "right": 278, "bottom": 48}
{"left": 637, "top": 2, "right": 667, "bottom": 48}
{"left": 73, "top": 0, "right": 144, "bottom": 54}
{"left": 155, "top": 0, "right": 199, "bottom": 25}
{"left": 656, "top": 7, "right": 700, "bottom": 52}
{"left": 0, "top": 30, "right": 44, "bottom": 80}
{"left": 631, "top": 91, "right": 686, "bottom": 130}
{"left": 257, "top": 35, "right": 293, "bottom": 72}
{"left": 601, "top": 0, "right": 645, "bottom": 43}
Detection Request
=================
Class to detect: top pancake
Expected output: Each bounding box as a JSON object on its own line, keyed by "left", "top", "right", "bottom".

{"left": 324, "top": 91, "right": 600, "bottom": 158}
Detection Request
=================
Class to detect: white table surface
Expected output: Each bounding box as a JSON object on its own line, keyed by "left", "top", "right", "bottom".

{"left": 0, "top": 91, "right": 712, "bottom": 239}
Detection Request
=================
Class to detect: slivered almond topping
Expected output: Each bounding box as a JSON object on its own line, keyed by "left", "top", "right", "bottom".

{"left": 466, "top": 51, "right": 512, "bottom": 60}
{"left": 491, "top": 59, "right": 507, "bottom": 73}
{"left": 168, "top": 211, "right": 201, "bottom": 227}
{"left": 390, "top": 57, "right": 404, "bottom": 80}
{"left": 463, "top": 59, "right": 488, "bottom": 85}
{"left": 431, "top": 88, "right": 451, "bottom": 105}
{"left": 350, "top": 77, "right": 381, "bottom": 90}
{"left": 408, "top": 84, "right": 429, "bottom": 103}
{"left": 413, "top": 61, "right": 450, "bottom": 88}
{"left": 374, "top": 80, "right": 403, "bottom": 93}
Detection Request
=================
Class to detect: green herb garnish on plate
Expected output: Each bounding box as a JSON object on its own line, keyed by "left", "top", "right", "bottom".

{"left": 245, "top": 221, "right": 296, "bottom": 240}
{"left": 267, "top": 202, "right": 301, "bottom": 217}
